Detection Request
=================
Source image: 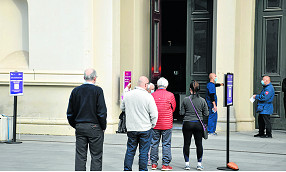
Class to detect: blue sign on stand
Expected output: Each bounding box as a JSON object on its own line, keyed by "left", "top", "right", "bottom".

{"left": 224, "top": 73, "right": 233, "bottom": 107}
{"left": 10, "top": 72, "right": 24, "bottom": 96}
{"left": 226, "top": 73, "right": 233, "bottom": 106}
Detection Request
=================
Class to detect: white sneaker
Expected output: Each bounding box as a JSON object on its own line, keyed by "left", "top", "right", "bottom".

{"left": 184, "top": 165, "right": 190, "bottom": 170}
{"left": 197, "top": 165, "right": 204, "bottom": 171}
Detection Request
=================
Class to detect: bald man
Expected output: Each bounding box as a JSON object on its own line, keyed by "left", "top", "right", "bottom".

{"left": 67, "top": 68, "right": 107, "bottom": 171}
{"left": 205, "top": 73, "right": 224, "bottom": 135}
{"left": 121, "top": 76, "right": 158, "bottom": 171}
{"left": 253, "top": 76, "right": 275, "bottom": 138}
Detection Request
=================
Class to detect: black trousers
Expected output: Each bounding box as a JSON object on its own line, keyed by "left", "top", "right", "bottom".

{"left": 258, "top": 114, "right": 272, "bottom": 136}
{"left": 182, "top": 121, "right": 203, "bottom": 163}
{"left": 75, "top": 123, "right": 104, "bottom": 171}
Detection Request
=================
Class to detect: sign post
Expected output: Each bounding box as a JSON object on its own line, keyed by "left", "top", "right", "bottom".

{"left": 218, "top": 73, "right": 238, "bottom": 170}
{"left": 7, "top": 72, "right": 23, "bottom": 144}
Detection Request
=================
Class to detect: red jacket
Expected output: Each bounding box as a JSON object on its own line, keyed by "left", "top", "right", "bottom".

{"left": 152, "top": 89, "right": 176, "bottom": 130}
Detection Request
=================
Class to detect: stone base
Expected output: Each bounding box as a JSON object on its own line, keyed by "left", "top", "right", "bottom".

{"left": 216, "top": 121, "right": 237, "bottom": 132}
{"left": 17, "top": 123, "right": 118, "bottom": 136}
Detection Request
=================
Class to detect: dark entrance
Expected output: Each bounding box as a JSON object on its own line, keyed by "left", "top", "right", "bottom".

{"left": 255, "top": 0, "right": 286, "bottom": 130}
{"left": 150, "top": 0, "right": 213, "bottom": 120}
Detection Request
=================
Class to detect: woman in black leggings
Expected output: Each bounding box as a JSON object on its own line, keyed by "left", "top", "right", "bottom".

{"left": 180, "top": 81, "right": 209, "bottom": 171}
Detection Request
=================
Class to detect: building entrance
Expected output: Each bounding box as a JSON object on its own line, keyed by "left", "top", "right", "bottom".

{"left": 150, "top": 0, "right": 213, "bottom": 120}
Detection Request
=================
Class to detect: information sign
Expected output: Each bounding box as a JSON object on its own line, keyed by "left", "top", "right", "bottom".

{"left": 225, "top": 73, "right": 233, "bottom": 106}
{"left": 10, "top": 72, "right": 23, "bottom": 96}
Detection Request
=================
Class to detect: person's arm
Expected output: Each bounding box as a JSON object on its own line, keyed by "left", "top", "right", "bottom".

{"left": 67, "top": 91, "right": 76, "bottom": 128}
{"left": 255, "top": 88, "right": 274, "bottom": 102}
{"left": 202, "top": 100, "right": 209, "bottom": 125}
{"left": 170, "top": 94, "right": 176, "bottom": 112}
{"left": 96, "top": 89, "right": 107, "bottom": 130}
{"left": 180, "top": 99, "right": 186, "bottom": 116}
{"left": 120, "top": 97, "right": 126, "bottom": 112}
{"left": 149, "top": 96, "right": 158, "bottom": 128}
{"left": 209, "top": 93, "right": 217, "bottom": 112}
{"left": 215, "top": 83, "right": 224, "bottom": 87}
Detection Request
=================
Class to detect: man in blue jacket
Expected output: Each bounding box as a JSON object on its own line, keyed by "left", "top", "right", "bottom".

{"left": 253, "top": 76, "right": 275, "bottom": 138}
{"left": 206, "top": 73, "right": 224, "bottom": 135}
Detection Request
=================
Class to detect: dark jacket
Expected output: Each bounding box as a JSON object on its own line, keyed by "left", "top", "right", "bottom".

{"left": 67, "top": 84, "right": 107, "bottom": 130}
{"left": 255, "top": 83, "right": 275, "bottom": 115}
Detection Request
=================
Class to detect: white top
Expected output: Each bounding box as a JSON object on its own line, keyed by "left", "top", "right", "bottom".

{"left": 120, "top": 86, "right": 158, "bottom": 131}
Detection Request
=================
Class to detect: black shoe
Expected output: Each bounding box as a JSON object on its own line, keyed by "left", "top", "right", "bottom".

{"left": 254, "top": 134, "right": 264, "bottom": 137}
{"left": 260, "top": 135, "right": 272, "bottom": 138}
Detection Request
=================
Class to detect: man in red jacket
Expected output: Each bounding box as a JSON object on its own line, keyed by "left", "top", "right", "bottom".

{"left": 150, "top": 77, "right": 176, "bottom": 171}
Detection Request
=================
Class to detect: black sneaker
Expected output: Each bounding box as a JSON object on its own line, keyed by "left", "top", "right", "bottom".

{"left": 260, "top": 135, "right": 272, "bottom": 138}
{"left": 254, "top": 134, "right": 264, "bottom": 137}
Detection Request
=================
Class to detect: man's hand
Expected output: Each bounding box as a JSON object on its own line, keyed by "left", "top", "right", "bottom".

{"left": 253, "top": 95, "right": 256, "bottom": 99}
{"left": 221, "top": 83, "right": 224, "bottom": 86}
{"left": 212, "top": 105, "right": 217, "bottom": 113}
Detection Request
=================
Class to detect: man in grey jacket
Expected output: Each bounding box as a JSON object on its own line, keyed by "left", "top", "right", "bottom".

{"left": 121, "top": 76, "right": 158, "bottom": 171}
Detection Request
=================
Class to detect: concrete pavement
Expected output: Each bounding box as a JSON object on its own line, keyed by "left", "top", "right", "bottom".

{"left": 0, "top": 129, "right": 286, "bottom": 171}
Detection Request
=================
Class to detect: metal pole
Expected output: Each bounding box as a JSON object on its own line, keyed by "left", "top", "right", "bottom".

{"left": 227, "top": 105, "right": 230, "bottom": 164}
{"left": 13, "top": 96, "right": 17, "bottom": 142}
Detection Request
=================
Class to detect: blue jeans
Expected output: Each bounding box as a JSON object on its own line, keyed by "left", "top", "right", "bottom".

{"left": 208, "top": 108, "right": 218, "bottom": 133}
{"left": 124, "top": 130, "right": 152, "bottom": 171}
{"left": 150, "top": 129, "right": 172, "bottom": 166}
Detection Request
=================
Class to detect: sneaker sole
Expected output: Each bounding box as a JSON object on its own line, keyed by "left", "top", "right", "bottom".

{"left": 152, "top": 168, "right": 157, "bottom": 170}
{"left": 161, "top": 169, "right": 172, "bottom": 171}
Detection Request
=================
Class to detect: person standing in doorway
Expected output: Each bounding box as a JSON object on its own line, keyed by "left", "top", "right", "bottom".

{"left": 121, "top": 76, "right": 158, "bottom": 171}
{"left": 67, "top": 68, "right": 107, "bottom": 171}
{"left": 180, "top": 81, "right": 209, "bottom": 170}
{"left": 282, "top": 78, "right": 286, "bottom": 114}
{"left": 150, "top": 77, "right": 176, "bottom": 171}
{"left": 253, "top": 76, "right": 275, "bottom": 138}
{"left": 205, "top": 73, "right": 224, "bottom": 135}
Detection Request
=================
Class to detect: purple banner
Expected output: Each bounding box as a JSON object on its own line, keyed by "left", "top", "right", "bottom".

{"left": 124, "top": 71, "right": 132, "bottom": 89}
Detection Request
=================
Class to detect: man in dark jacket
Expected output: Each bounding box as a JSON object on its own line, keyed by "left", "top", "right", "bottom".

{"left": 253, "top": 76, "right": 275, "bottom": 138}
{"left": 283, "top": 78, "right": 286, "bottom": 114}
{"left": 67, "top": 68, "right": 107, "bottom": 171}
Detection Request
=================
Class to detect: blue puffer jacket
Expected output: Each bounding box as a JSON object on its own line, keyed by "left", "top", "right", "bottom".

{"left": 255, "top": 83, "right": 275, "bottom": 115}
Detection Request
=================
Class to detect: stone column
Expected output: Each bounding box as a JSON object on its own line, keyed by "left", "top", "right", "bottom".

{"left": 215, "top": 0, "right": 237, "bottom": 131}
{"left": 93, "top": 0, "right": 121, "bottom": 133}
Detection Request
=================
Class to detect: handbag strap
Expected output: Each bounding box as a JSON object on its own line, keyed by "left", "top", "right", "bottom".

{"left": 188, "top": 96, "right": 207, "bottom": 131}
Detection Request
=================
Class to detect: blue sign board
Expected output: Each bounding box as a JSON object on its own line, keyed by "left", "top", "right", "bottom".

{"left": 10, "top": 72, "right": 23, "bottom": 96}
{"left": 226, "top": 73, "right": 233, "bottom": 106}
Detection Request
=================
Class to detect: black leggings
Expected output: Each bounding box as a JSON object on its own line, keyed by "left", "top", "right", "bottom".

{"left": 182, "top": 121, "right": 203, "bottom": 162}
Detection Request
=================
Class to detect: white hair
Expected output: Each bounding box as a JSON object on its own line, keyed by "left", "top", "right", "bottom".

{"left": 157, "top": 77, "right": 168, "bottom": 88}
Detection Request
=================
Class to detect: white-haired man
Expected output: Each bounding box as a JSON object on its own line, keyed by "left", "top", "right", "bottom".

{"left": 147, "top": 83, "right": 155, "bottom": 94}
{"left": 150, "top": 77, "right": 176, "bottom": 171}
